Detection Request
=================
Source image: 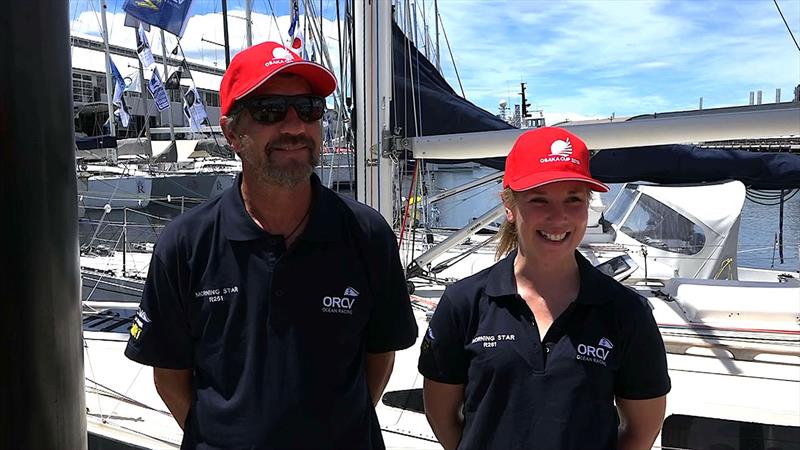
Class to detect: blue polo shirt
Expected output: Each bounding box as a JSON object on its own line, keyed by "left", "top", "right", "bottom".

{"left": 125, "top": 173, "right": 418, "bottom": 450}
{"left": 418, "top": 250, "right": 670, "bottom": 450}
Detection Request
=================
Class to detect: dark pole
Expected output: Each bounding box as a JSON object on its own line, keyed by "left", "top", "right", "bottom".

{"left": 222, "top": 0, "right": 231, "bottom": 67}
{"left": 0, "top": 1, "right": 86, "bottom": 449}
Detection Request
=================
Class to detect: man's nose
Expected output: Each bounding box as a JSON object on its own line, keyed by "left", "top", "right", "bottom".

{"left": 279, "top": 106, "right": 306, "bottom": 134}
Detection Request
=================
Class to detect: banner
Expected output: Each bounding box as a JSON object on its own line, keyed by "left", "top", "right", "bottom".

{"left": 136, "top": 24, "right": 155, "bottom": 68}
{"left": 123, "top": 0, "right": 194, "bottom": 37}
{"left": 109, "top": 58, "right": 130, "bottom": 127}
{"left": 148, "top": 68, "right": 171, "bottom": 112}
{"left": 183, "top": 86, "right": 207, "bottom": 132}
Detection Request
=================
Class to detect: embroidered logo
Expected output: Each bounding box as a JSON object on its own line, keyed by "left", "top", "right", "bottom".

{"left": 194, "top": 286, "right": 239, "bottom": 303}
{"left": 130, "top": 308, "right": 151, "bottom": 340}
{"left": 321, "top": 287, "right": 359, "bottom": 315}
{"left": 265, "top": 47, "right": 296, "bottom": 67}
{"left": 576, "top": 337, "right": 613, "bottom": 366}
{"left": 598, "top": 337, "right": 614, "bottom": 349}
{"left": 550, "top": 138, "right": 573, "bottom": 156}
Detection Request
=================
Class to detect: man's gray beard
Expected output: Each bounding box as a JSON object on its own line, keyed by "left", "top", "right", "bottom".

{"left": 258, "top": 147, "right": 319, "bottom": 187}
{"left": 239, "top": 134, "right": 320, "bottom": 187}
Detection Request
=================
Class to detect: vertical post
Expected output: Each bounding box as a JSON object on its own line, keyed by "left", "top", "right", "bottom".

{"left": 160, "top": 29, "right": 176, "bottom": 142}
{"left": 136, "top": 29, "right": 153, "bottom": 156}
{"left": 699, "top": 97, "right": 703, "bottom": 110}
{"left": 434, "top": 0, "right": 441, "bottom": 72}
{"left": 101, "top": 0, "right": 116, "bottom": 136}
{"left": 776, "top": 88, "right": 781, "bottom": 103}
{"left": 245, "top": 0, "right": 253, "bottom": 47}
{"left": 0, "top": 0, "right": 86, "bottom": 448}
{"left": 123, "top": 208, "right": 128, "bottom": 274}
{"left": 222, "top": 0, "right": 231, "bottom": 67}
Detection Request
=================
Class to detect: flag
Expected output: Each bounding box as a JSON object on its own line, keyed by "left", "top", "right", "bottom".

{"left": 286, "top": 0, "right": 304, "bottom": 56}
{"left": 183, "top": 86, "right": 207, "bottom": 132}
{"left": 148, "top": 68, "right": 171, "bottom": 112}
{"left": 123, "top": 70, "right": 141, "bottom": 93}
{"left": 123, "top": 0, "right": 195, "bottom": 38}
{"left": 109, "top": 58, "right": 130, "bottom": 127}
{"left": 136, "top": 24, "right": 155, "bottom": 68}
{"left": 164, "top": 67, "right": 182, "bottom": 90}
{"left": 124, "top": 13, "right": 150, "bottom": 31}
{"left": 180, "top": 59, "right": 192, "bottom": 78}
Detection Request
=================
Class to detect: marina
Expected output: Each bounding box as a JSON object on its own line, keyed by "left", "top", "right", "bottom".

{"left": 3, "top": 0, "right": 800, "bottom": 449}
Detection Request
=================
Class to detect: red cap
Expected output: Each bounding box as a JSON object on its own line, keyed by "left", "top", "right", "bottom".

{"left": 219, "top": 41, "right": 337, "bottom": 116}
{"left": 502, "top": 127, "right": 609, "bottom": 192}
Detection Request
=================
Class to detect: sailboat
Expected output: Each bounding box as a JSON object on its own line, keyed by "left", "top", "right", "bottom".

{"left": 78, "top": 1, "right": 800, "bottom": 449}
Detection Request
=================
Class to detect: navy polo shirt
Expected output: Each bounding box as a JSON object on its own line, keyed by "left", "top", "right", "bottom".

{"left": 125, "top": 173, "right": 418, "bottom": 450}
{"left": 419, "top": 250, "right": 670, "bottom": 450}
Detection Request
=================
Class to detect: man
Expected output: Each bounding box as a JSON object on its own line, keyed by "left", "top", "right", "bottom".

{"left": 124, "top": 41, "right": 418, "bottom": 450}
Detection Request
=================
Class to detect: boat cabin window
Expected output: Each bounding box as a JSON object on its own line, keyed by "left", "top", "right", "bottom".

{"left": 604, "top": 185, "right": 638, "bottom": 226}
{"left": 618, "top": 193, "right": 706, "bottom": 255}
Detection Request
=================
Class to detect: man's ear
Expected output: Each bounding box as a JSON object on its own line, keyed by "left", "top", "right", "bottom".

{"left": 220, "top": 116, "right": 240, "bottom": 151}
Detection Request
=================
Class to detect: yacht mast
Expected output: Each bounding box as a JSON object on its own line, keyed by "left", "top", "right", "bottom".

{"left": 245, "top": 0, "right": 253, "bottom": 47}
{"left": 354, "top": 0, "right": 393, "bottom": 222}
{"left": 100, "top": 0, "right": 116, "bottom": 135}
{"left": 159, "top": 30, "right": 176, "bottom": 142}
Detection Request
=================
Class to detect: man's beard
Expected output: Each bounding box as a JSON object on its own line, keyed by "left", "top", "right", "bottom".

{"left": 242, "top": 134, "right": 320, "bottom": 187}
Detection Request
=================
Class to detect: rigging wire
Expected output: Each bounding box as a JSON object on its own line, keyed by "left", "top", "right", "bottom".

{"left": 774, "top": 0, "right": 800, "bottom": 52}
{"left": 436, "top": 9, "right": 465, "bottom": 99}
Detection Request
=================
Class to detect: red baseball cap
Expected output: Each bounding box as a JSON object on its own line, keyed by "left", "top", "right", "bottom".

{"left": 502, "top": 127, "right": 608, "bottom": 192}
{"left": 219, "top": 41, "right": 337, "bottom": 116}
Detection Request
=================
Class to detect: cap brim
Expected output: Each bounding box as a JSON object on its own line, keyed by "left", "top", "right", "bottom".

{"left": 507, "top": 171, "right": 609, "bottom": 193}
{"left": 235, "top": 61, "right": 337, "bottom": 102}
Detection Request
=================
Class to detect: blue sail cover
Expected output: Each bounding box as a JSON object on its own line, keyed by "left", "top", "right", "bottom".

{"left": 591, "top": 145, "right": 800, "bottom": 190}
{"left": 390, "top": 22, "right": 511, "bottom": 169}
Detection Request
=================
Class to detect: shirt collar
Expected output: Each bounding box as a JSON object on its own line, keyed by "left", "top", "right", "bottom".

{"left": 484, "top": 249, "right": 610, "bottom": 305}
{"left": 222, "top": 172, "right": 340, "bottom": 242}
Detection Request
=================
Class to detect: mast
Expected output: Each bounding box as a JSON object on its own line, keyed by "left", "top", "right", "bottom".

{"left": 434, "top": 0, "right": 441, "bottom": 72}
{"left": 2, "top": 1, "right": 86, "bottom": 447}
{"left": 245, "top": 0, "right": 253, "bottom": 47}
{"left": 100, "top": 0, "right": 116, "bottom": 136}
{"left": 160, "top": 30, "right": 176, "bottom": 142}
{"left": 136, "top": 28, "right": 153, "bottom": 156}
{"left": 222, "top": 0, "right": 231, "bottom": 67}
{"left": 354, "top": 0, "right": 394, "bottom": 222}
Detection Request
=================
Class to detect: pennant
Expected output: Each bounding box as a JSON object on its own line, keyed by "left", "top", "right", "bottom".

{"left": 124, "top": 13, "right": 150, "bottom": 31}
{"left": 286, "top": 0, "right": 305, "bottom": 57}
{"left": 123, "top": 0, "right": 195, "bottom": 38}
{"left": 109, "top": 58, "right": 130, "bottom": 127}
{"left": 180, "top": 59, "right": 192, "bottom": 78}
{"left": 164, "top": 68, "right": 182, "bottom": 90}
{"left": 148, "top": 68, "right": 171, "bottom": 112}
{"left": 183, "top": 86, "right": 207, "bottom": 132}
{"left": 123, "top": 70, "right": 141, "bottom": 93}
{"left": 287, "top": 0, "right": 299, "bottom": 39}
{"left": 136, "top": 24, "right": 155, "bottom": 68}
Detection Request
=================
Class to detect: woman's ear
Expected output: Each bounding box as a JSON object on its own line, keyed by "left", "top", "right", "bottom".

{"left": 504, "top": 206, "right": 514, "bottom": 224}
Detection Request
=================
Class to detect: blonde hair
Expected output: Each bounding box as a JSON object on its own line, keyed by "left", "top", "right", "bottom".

{"left": 495, "top": 188, "right": 517, "bottom": 260}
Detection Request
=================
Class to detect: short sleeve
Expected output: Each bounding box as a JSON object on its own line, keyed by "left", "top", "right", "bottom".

{"left": 365, "top": 223, "right": 418, "bottom": 353}
{"left": 418, "top": 290, "right": 469, "bottom": 384}
{"left": 124, "top": 248, "right": 194, "bottom": 369}
{"left": 615, "top": 301, "right": 671, "bottom": 399}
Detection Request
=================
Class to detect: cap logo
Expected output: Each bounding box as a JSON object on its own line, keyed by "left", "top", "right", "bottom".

{"left": 265, "top": 47, "right": 296, "bottom": 68}
{"left": 550, "top": 139, "right": 573, "bottom": 156}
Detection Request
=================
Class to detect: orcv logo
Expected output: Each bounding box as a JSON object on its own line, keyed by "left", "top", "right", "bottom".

{"left": 321, "top": 287, "right": 359, "bottom": 315}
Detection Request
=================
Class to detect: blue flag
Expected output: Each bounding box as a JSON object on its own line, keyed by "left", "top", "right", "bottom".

{"left": 109, "top": 58, "right": 130, "bottom": 127}
{"left": 148, "top": 68, "right": 171, "bottom": 112}
{"left": 123, "top": 0, "right": 194, "bottom": 37}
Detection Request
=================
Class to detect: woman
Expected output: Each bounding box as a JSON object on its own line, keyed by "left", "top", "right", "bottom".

{"left": 418, "top": 127, "right": 670, "bottom": 450}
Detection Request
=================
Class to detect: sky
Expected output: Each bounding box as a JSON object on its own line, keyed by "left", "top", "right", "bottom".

{"left": 69, "top": 0, "right": 800, "bottom": 125}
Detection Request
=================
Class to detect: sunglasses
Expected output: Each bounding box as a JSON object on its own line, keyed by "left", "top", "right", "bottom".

{"left": 233, "top": 94, "right": 326, "bottom": 124}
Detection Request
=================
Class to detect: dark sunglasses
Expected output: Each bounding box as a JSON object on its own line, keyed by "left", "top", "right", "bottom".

{"left": 233, "top": 94, "right": 326, "bottom": 124}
